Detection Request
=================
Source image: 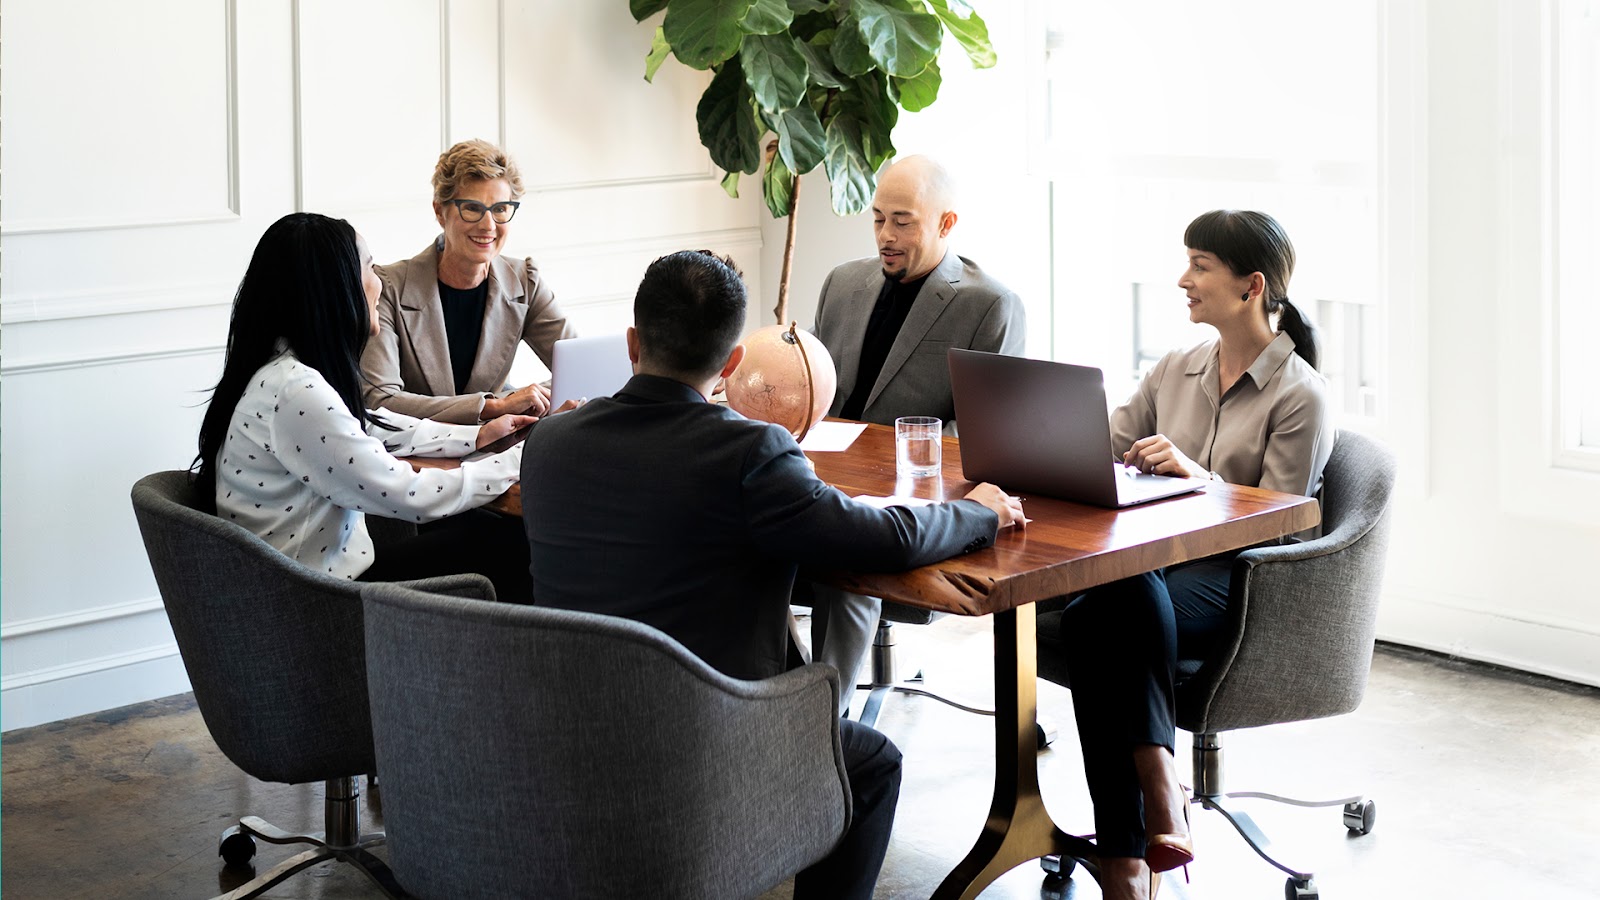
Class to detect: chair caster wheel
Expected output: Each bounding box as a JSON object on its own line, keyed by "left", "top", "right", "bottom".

{"left": 1286, "top": 876, "right": 1319, "bottom": 899}
{"left": 1040, "top": 853, "right": 1076, "bottom": 879}
{"left": 219, "top": 825, "right": 256, "bottom": 868}
{"left": 1343, "top": 798, "right": 1376, "bottom": 835}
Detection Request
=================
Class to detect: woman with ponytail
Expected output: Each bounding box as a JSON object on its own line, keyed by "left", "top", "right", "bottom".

{"left": 1047, "top": 209, "right": 1335, "bottom": 899}
{"left": 195, "top": 213, "right": 541, "bottom": 601}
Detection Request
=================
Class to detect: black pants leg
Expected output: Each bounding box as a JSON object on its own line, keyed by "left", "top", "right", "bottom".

{"left": 792, "top": 719, "right": 902, "bottom": 900}
{"left": 1058, "top": 555, "right": 1233, "bottom": 858}
{"left": 358, "top": 509, "right": 532, "bottom": 604}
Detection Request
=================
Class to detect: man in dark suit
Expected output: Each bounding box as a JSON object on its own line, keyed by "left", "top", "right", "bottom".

{"left": 521, "top": 250, "right": 1024, "bottom": 900}
{"left": 809, "top": 154, "right": 1028, "bottom": 707}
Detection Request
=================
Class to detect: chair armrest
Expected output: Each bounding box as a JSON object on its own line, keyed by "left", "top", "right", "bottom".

{"left": 388, "top": 573, "right": 496, "bottom": 603}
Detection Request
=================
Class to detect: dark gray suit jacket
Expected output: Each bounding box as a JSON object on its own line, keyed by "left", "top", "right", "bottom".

{"left": 520, "top": 375, "right": 999, "bottom": 681}
{"left": 813, "top": 251, "right": 1025, "bottom": 432}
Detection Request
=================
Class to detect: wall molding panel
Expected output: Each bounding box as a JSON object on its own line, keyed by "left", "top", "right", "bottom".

{"left": 0, "top": 0, "right": 241, "bottom": 235}
{"left": 0, "top": 283, "right": 235, "bottom": 326}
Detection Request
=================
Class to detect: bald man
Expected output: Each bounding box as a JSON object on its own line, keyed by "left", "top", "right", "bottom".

{"left": 807, "top": 156, "right": 1026, "bottom": 711}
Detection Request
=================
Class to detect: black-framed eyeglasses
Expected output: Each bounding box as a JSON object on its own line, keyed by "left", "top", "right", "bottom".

{"left": 444, "top": 198, "right": 521, "bottom": 224}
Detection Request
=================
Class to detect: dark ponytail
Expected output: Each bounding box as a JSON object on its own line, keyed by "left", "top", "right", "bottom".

{"left": 1269, "top": 297, "right": 1318, "bottom": 371}
{"left": 1184, "top": 209, "right": 1320, "bottom": 371}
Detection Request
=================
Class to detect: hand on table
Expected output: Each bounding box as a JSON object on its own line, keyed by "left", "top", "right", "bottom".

{"left": 482, "top": 382, "right": 552, "bottom": 419}
{"left": 964, "top": 482, "right": 1028, "bottom": 529}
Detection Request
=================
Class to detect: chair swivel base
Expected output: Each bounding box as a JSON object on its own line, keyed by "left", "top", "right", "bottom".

{"left": 1192, "top": 732, "right": 1377, "bottom": 900}
{"left": 212, "top": 777, "right": 403, "bottom": 900}
{"left": 854, "top": 619, "right": 1057, "bottom": 747}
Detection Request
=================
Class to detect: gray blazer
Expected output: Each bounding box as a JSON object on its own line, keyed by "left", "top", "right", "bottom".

{"left": 360, "top": 239, "right": 576, "bottom": 424}
{"left": 813, "top": 251, "right": 1025, "bottom": 433}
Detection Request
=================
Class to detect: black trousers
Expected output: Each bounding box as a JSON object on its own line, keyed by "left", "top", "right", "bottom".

{"left": 1057, "top": 554, "right": 1234, "bottom": 858}
{"left": 359, "top": 509, "right": 532, "bottom": 604}
{"left": 793, "top": 718, "right": 903, "bottom": 900}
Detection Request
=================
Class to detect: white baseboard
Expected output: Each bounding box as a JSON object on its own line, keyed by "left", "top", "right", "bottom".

{"left": 1, "top": 645, "right": 192, "bottom": 732}
{"left": 1378, "top": 587, "right": 1600, "bottom": 688}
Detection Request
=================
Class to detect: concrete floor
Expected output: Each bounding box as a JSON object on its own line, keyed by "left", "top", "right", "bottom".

{"left": 3, "top": 615, "right": 1597, "bottom": 899}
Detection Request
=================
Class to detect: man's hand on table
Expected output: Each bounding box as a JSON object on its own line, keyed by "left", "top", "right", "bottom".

{"left": 964, "top": 483, "right": 1027, "bottom": 529}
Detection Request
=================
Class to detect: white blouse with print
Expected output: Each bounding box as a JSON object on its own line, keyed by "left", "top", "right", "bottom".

{"left": 214, "top": 351, "right": 521, "bottom": 580}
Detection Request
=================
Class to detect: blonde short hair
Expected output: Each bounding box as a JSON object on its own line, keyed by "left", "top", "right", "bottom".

{"left": 431, "top": 139, "right": 525, "bottom": 203}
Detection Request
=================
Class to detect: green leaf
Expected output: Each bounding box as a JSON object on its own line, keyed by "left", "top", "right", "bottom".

{"left": 740, "top": 0, "right": 793, "bottom": 34}
{"left": 740, "top": 33, "right": 809, "bottom": 112}
{"left": 889, "top": 56, "right": 940, "bottom": 111}
{"left": 644, "top": 26, "right": 673, "bottom": 83}
{"left": 664, "top": 0, "right": 756, "bottom": 70}
{"left": 853, "top": 0, "right": 942, "bottom": 79}
{"left": 722, "top": 170, "right": 742, "bottom": 198}
{"left": 697, "top": 60, "right": 765, "bottom": 175}
{"left": 631, "top": 0, "right": 670, "bottom": 22}
{"left": 774, "top": 103, "right": 827, "bottom": 173}
{"left": 831, "top": 13, "right": 875, "bottom": 77}
{"left": 928, "top": 0, "right": 997, "bottom": 68}
{"left": 786, "top": 0, "right": 831, "bottom": 13}
{"left": 763, "top": 153, "right": 795, "bottom": 217}
{"left": 797, "top": 31, "right": 848, "bottom": 88}
{"left": 841, "top": 70, "right": 898, "bottom": 169}
{"left": 824, "top": 116, "right": 876, "bottom": 215}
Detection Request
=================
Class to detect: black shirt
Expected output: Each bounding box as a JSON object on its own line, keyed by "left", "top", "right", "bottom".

{"left": 839, "top": 273, "right": 929, "bottom": 421}
{"left": 438, "top": 279, "right": 488, "bottom": 395}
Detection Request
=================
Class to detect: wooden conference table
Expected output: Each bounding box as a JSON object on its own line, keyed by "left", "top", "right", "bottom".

{"left": 416, "top": 422, "right": 1319, "bottom": 898}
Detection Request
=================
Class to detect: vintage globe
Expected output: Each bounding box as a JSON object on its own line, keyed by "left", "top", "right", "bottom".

{"left": 726, "top": 324, "right": 838, "bottom": 440}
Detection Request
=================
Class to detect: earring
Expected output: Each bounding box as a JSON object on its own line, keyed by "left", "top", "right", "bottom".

{"left": 1241, "top": 292, "right": 1250, "bottom": 302}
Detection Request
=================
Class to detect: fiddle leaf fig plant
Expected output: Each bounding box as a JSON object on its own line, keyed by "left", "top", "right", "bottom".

{"left": 632, "top": 0, "right": 996, "bottom": 323}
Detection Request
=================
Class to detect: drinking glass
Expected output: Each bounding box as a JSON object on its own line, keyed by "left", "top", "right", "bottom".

{"left": 895, "top": 416, "right": 942, "bottom": 478}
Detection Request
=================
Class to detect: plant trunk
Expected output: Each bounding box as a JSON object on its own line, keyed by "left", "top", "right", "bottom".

{"left": 775, "top": 173, "right": 800, "bottom": 326}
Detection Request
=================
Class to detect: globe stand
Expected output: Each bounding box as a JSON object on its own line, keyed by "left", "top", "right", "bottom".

{"left": 782, "top": 322, "right": 821, "bottom": 443}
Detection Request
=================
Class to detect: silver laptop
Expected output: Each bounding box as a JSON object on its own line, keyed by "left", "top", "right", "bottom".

{"left": 550, "top": 334, "right": 634, "bottom": 409}
{"left": 948, "top": 349, "right": 1208, "bottom": 508}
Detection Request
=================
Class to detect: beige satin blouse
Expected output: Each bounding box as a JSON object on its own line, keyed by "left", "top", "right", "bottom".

{"left": 1109, "top": 332, "right": 1335, "bottom": 498}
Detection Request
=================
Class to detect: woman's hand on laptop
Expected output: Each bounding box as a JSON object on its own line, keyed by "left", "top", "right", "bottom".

{"left": 1123, "top": 434, "right": 1202, "bottom": 478}
{"left": 482, "top": 382, "right": 552, "bottom": 419}
{"left": 475, "top": 414, "right": 539, "bottom": 451}
{"left": 964, "top": 483, "right": 1028, "bottom": 529}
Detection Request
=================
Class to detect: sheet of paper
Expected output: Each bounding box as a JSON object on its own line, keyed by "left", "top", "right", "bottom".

{"left": 851, "top": 494, "right": 939, "bottom": 510}
{"left": 799, "top": 421, "right": 868, "bottom": 452}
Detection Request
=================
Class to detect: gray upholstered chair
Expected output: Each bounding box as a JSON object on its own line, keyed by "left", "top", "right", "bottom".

{"left": 1036, "top": 430, "right": 1398, "bottom": 900}
{"left": 361, "top": 581, "right": 852, "bottom": 900}
{"left": 130, "top": 470, "right": 490, "bottom": 900}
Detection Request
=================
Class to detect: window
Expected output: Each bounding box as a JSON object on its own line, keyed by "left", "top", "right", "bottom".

{"left": 1038, "top": 1, "right": 1385, "bottom": 420}
{"left": 1556, "top": 0, "right": 1600, "bottom": 467}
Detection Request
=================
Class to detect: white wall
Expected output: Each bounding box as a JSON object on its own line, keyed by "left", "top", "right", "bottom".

{"left": 0, "top": 0, "right": 765, "bottom": 731}
{"left": 1374, "top": 0, "right": 1600, "bottom": 686}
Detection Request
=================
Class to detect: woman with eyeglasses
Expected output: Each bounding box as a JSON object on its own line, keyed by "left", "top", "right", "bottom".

{"left": 360, "top": 139, "right": 576, "bottom": 424}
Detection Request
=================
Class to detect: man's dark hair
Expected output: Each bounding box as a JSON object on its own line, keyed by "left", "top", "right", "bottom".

{"left": 633, "top": 250, "right": 747, "bottom": 380}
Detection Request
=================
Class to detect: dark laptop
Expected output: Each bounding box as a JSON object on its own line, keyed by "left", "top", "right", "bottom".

{"left": 948, "top": 349, "right": 1208, "bottom": 508}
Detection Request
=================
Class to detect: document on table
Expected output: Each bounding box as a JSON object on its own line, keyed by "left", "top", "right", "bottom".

{"left": 799, "top": 421, "right": 868, "bottom": 452}
{"left": 851, "top": 494, "right": 938, "bottom": 510}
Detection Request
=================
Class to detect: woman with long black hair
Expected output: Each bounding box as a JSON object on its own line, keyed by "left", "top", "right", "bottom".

{"left": 1054, "top": 210, "right": 1336, "bottom": 899}
{"left": 195, "top": 212, "right": 537, "bottom": 598}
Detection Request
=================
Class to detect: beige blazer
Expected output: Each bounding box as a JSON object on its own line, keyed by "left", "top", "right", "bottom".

{"left": 812, "top": 251, "right": 1026, "bottom": 434}
{"left": 361, "top": 239, "right": 576, "bottom": 424}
